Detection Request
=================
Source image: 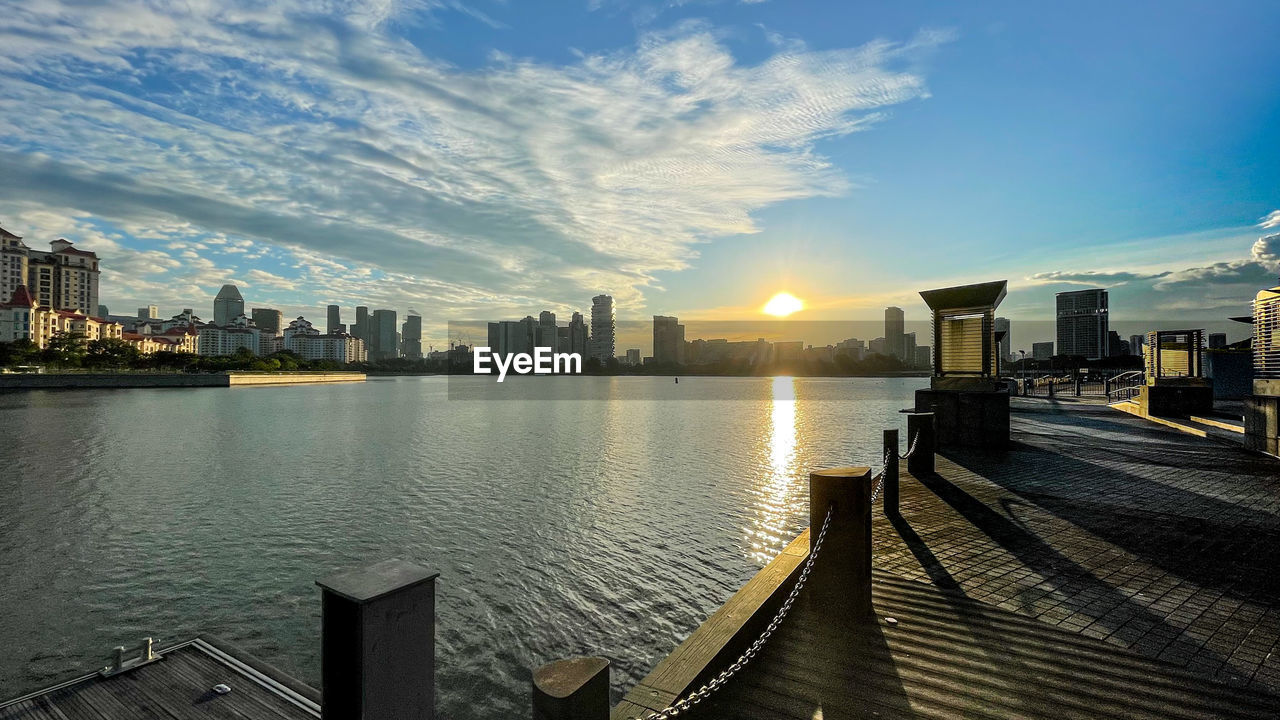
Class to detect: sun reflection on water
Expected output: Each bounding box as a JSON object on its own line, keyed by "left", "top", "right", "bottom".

{"left": 745, "top": 376, "right": 803, "bottom": 564}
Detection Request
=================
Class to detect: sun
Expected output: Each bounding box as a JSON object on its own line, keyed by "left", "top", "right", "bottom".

{"left": 763, "top": 292, "right": 803, "bottom": 317}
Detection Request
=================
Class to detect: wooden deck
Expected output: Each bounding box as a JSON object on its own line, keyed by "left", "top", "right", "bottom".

{"left": 615, "top": 406, "right": 1280, "bottom": 720}
{"left": 0, "top": 638, "right": 318, "bottom": 720}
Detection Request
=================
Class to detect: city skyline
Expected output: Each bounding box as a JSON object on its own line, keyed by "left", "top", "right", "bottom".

{"left": 0, "top": 2, "right": 1276, "bottom": 352}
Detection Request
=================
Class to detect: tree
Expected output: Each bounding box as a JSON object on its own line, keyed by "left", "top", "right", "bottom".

{"left": 85, "top": 338, "right": 141, "bottom": 368}
{"left": 0, "top": 339, "right": 40, "bottom": 368}
{"left": 42, "top": 333, "right": 87, "bottom": 368}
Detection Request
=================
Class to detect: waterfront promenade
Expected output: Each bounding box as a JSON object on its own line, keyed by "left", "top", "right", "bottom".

{"left": 616, "top": 396, "right": 1280, "bottom": 718}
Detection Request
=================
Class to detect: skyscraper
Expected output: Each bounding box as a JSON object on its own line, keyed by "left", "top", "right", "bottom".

{"left": 1056, "top": 288, "right": 1109, "bottom": 359}
{"left": 885, "top": 306, "right": 905, "bottom": 360}
{"left": 653, "top": 315, "right": 685, "bottom": 364}
{"left": 536, "top": 311, "right": 557, "bottom": 349}
{"left": 213, "top": 284, "right": 244, "bottom": 326}
{"left": 369, "top": 309, "right": 399, "bottom": 361}
{"left": 327, "top": 305, "right": 342, "bottom": 335}
{"left": 589, "top": 295, "right": 614, "bottom": 362}
{"left": 1032, "top": 341, "right": 1054, "bottom": 360}
{"left": 251, "top": 308, "right": 284, "bottom": 336}
{"left": 568, "top": 312, "right": 589, "bottom": 357}
{"left": 19, "top": 238, "right": 101, "bottom": 315}
{"left": 401, "top": 315, "right": 423, "bottom": 359}
{"left": 1129, "top": 334, "right": 1144, "bottom": 357}
{"left": 138, "top": 305, "right": 159, "bottom": 319}
{"left": 354, "top": 306, "right": 369, "bottom": 341}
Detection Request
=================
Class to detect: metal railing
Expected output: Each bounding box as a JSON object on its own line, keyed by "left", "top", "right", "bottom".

{"left": 101, "top": 637, "right": 160, "bottom": 677}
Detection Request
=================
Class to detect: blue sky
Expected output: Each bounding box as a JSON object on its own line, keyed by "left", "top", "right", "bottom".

{"left": 0, "top": 0, "right": 1276, "bottom": 350}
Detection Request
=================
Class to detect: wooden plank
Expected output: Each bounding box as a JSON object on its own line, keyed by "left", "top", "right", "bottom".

{"left": 611, "top": 530, "right": 811, "bottom": 719}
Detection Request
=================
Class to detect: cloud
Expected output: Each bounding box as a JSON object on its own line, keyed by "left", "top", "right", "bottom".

{"left": 1014, "top": 231, "right": 1280, "bottom": 318}
{"left": 0, "top": 1, "right": 941, "bottom": 339}
{"left": 1260, "top": 210, "right": 1280, "bottom": 230}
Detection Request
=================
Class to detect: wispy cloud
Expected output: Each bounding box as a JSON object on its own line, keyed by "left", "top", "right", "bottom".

{"left": 1260, "top": 210, "right": 1280, "bottom": 230}
{"left": 0, "top": 1, "right": 941, "bottom": 339}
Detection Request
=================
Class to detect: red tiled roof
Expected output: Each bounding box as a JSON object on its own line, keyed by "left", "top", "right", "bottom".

{"left": 2, "top": 285, "right": 34, "bottom": 307}
{"left": 56, "top": 246, "right": 97, "bottom": 257}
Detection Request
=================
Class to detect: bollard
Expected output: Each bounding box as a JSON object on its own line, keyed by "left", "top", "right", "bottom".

{"left": 906, "top": 412, "right": 935, "bottom": 476}
{"left": 532, "top": 657, "right": 610, "bottom": 720}
{"left": 809, "top": 466, "right": 873, "bottom": 618}
{"left": 883, "top": 429, "right": 899, "bottom": 516}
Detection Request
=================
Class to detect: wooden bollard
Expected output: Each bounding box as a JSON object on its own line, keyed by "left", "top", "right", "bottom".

{"left": 883, "top": 429, "right": 899, "bottom": 515}
{"left": 906, "top": 412, "right": 935, "bottom": 476}
{"left": 532, "top": 657, "right": 610, "bottom": 720}
{"left": 809, "top": 466, "right": 873, "bottom": 618}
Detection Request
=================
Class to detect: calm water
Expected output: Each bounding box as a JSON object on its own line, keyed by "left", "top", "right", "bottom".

{"left": 0, "top": 375, "right": 924, "bottom": 717}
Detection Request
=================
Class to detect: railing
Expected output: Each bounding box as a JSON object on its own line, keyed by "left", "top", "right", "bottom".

{"left": 1106, "top": 371, "right": 1144, "bottom": 401}
{"left": 100, "top": 637, "right": 161, "bottom": 677}
{"left": 532, "top": 418, "right": 937, "bottom": 720}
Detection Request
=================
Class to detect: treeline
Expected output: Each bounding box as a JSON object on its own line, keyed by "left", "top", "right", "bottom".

{"left": 0, "top": 338, "right": 347, "bottom": 372}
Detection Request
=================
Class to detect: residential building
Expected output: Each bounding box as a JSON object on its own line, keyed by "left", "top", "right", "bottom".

{"left": 213, "top": 284, "right": 244, "bottom": 327}
{"left": 290, "top": 332, "right": 366, "bottom": 364}
{"left": 624, "top": 348, "right": 641, "bottom": 365}
{"left": 869, "top": 337, "right": 889, "bottom": 356}
{"left": 198, "top": 313, "right": 260, "bottom": 356}
{"left": 0, "top": 286, "right": 122, "bottom": 349}
{"left": 20, "top": 238, "right": 102, "bottom": 315}
{"left": 773, "top": 341, "right": 803, "bottom": 363}
{"left": 904, "top": 332, "right": 918, "bottom": 367}
{"left": 885, "top": 306, "right": 905, "bottom": 359}
{"left": 327, "top": 305, "right": 342, "bottom": 335}
{"left": 1032, "top": 341, "right": 1054, "bottom": 360}
{"left": 0, "top": 226, "right": 30, "bottom": 305}
{"left": 1056, "top": 288, "right": 1109, "bottom": 359}
{"left": 1254, "top": 282, "right": 1280, "bottom": 379}
{"left": 1108, "top": 330, "right": 1128, "bottom": 357}
{"left": 138, "top": 305, "right": 159, "bottom": 320}
{"left": 123, "top": 326, "right": 198, "bottom": 355}
{"left": 915, "top": 345, "right": 932, "bottom": 369}
{"left": 402, "top": 315, "right": 423, "bottom": 359}
{"left": 534, "top": 311, "right": 557, "bottom": 350}
{"left": 369, "top": 309, "right": 399, "bottom": 361}
{"left": 251, "top": 308, "right": 284, "bottom": 337}
{"left": 835, "top": 338, "right": 865, "bottom": 362}
{"left": 653, "top": 315, "right": 685, "bottom": 364}
{"left": 590, "top": 294, "right": 614, "bottom": 362}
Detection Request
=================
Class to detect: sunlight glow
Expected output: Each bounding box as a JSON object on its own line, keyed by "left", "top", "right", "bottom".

{"left": 763, "top": 292, "right": 803, "bottom": 317}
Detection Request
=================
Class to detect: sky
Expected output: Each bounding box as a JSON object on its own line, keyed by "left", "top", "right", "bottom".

{"left": 0, "top": 0, "right": 1277, "bottom": 352}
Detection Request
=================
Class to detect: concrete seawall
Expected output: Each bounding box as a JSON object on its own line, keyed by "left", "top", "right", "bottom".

{"left": 0, "top": 372, "right": 365, "bottom": 390}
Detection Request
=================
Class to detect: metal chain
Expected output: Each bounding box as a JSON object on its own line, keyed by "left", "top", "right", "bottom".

{"left": 870, "top": 470, "right": 887, "bottom": 504}
{"left": 898, "top": 431, "right": 920, "bottom": 460}
{"left": 633, "top": 505, "right": 836, "bottom": 720}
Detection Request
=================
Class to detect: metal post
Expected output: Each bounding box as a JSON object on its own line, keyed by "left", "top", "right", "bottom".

{"left": 532, "top": 657, "right": 610, "bottom": 720}
{"left": 111, "top": 647, "right": 124, "bottom": 674}
{"left": 141, "top": 638, "right": 153, "bottom": 662}
{"left": 809, "top": 466, "right": 873, "bottom": 618}
{"left": 883, "top": 429, "right": 899, "bottom": 515}
{"left": 906, "top": 412, "right": 935, "bottom": 476}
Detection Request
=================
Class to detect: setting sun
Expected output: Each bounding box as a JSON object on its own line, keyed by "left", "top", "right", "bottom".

{"left": 762, "top": 292, "right": 803, "bottom": 317}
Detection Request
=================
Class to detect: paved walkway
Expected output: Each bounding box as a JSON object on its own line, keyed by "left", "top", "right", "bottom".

{"left": 873, "top": 397, "right": 1280, "bottom": 692}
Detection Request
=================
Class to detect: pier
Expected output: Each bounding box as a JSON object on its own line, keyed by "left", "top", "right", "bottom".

{"left": 599, "top": 397, "right": 1280, "bottom": 719}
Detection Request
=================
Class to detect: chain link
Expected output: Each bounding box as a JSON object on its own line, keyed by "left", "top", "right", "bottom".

{"left": 633, "top": 505, "right": 836, "bottom": 720}
{"left": 899, "top": 430, "right": 920, "bottom": 460}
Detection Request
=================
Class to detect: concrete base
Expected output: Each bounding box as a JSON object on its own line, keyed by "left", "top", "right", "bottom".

{"left": 1138, "top": 382, "right": 1214, "bottom": 418}
{"left": 1244, "top": 394, "right": 1279, "bottom": 458}
{"left": 915, "top": 389, "right": 1009, "bottom": 451}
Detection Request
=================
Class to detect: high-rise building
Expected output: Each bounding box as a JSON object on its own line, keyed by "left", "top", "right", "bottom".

{"left": 213, "top": 284, "right": 245, "bottom": 326}
{"left": 568, "top": 312, "right": 589, "bottom": 357}
{"left": 885, "top": 306, "right": 905, "bottom": 360}
{"left": 138, "top": 305, "right": 159, "bottom": 320}
{"left": 251, "top": 308, "right": 284, "bottom": 336}
{"left": 653, "top": 315, "right": 685, "bottom": 364}
{"left": 589, "top": 295, "right": 614, "bottom": 362}
{"left": 14, "top": 238, "right": 102, "bottom": 315}
{"left": 994, "top": 317, "right": 1011, "bottom": 363}
{"left": 625, "top": 348, "right": 641, "bottom": 365}
{"left": 535, "top": 311, "right": 557, "bottom": 350}
{"left": 1129, "top": 334, "right": 1145, "bottom": 357}
{"left": 1208, "top": 333, "right": 1227, "bottom": 349}
{"left": 0, "top": 226, "right": 30, "bottom": 306}
{"left": 869, "top": 337, "right": 888, "bottom": 356}
{"left": 1032, "top": 341, "right": 1054, "bottom": 360}
{"left": 354, "top": 306, "right": 370, "bottom": 341}
{"left": 198, "top": 313, "right": 260, "bottom": 356}
{"left": 369, "top": 309, "right": 399, "bottom": 361}
{"left": 904, "top": 332, "right": 917, "bottom": 367}
{"left": 401, "top": 315, "right": 423, "bottom": 359}
{"left": 915, "top": 345, "right": 932, "bottom": 369}
{"left": 1108, "top": 330, "right": 1127, "bottom": 357}
{"left": 327, "top": 305, "right": 342, "bottom": 335}
{"left": 1056, "top": 288, "right": 1109, "bottom": 359}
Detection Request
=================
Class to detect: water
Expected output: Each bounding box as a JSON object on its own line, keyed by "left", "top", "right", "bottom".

{"left": 0, "top": 375, "right": 925, "bottom": 716}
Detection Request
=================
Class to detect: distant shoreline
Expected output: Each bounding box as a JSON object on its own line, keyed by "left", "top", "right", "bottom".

{"left": 0, "top": 371, "right": 366, "bottom": 390}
